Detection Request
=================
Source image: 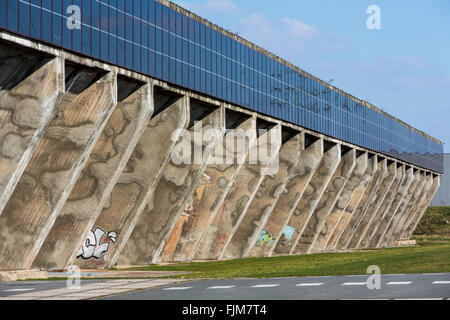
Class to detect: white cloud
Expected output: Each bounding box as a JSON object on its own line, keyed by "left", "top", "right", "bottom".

{"left": 237, "top": 14, "right": 349, "bottom": 62}
{"left": 174, "top": 0, "right": 239, "bottom": 18}
{"left": 281, "top": 18, "right": 318, "bottom": 39}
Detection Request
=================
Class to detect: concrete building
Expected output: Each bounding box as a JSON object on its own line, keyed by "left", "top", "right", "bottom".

{"left": 0, "top": 0, "right": 443, "bottom": 271}
{"left": 431, "top": 154, "right": 449, "bottom": 206}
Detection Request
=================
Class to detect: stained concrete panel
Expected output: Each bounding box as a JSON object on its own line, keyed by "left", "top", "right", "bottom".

{"left": 158, "top": 116, "right": 257, "bottom": 263}
{"left": 358, "top": 164, "right": 403, "bottom": 249}
{"left": 381, "top": 169, "right": 421, "bottom": 246}
{"left": 325, "top": 155, "right": 377, "bottom": 251}
{"left": 402, "top": 174, "right": 440, "bottom": 240}
{"left": 0, "top": 57, "right": 62, "bottom": 215}
{"left": 220, "top": 132, "right": 304, "bottom": 260}
{"left": 313, "top": 152, "right": 368, "bottom": 252}
{"left": 272, "top": 143, "right": 341, "bottom": 256}
{"left": 397, "top": 174, "right": 430, "bottom": 240}
{"left": 334, "top": 157, "right": 387, "bottom": 250}
{"left": 370, "top": 166, "right": 414, "bottom": 248}
{"left": 247, "top": 138, "right": 324, "bottom": 258}
{"left": 0, "top": 72, "right": 117, "bottom": 270}
{"left": 347, "top": 160, "right": 398, "bottom": 249}
{"left": 32, "top": 84, "right": 153, "bottom": 270}
{"left": 296, "top": 148, "right": 356, "bottom": 254}
{"left": 73, "top": 96, "right": 191, "bottom": 269}
{"left": 192, "top": 125, "right": 282, "bottom": 261}
{"left": 118, "top": 106, "right": 225, "bottom": 266}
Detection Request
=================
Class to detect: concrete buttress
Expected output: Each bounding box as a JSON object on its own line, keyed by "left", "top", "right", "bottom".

{"left": 159, "top": 115, "right": 257, "bottom": 262}
{"left": 247, "top": 137, "right": 323, "bottom": 258}
{"left": 0, "top": 53, "right": 63, "bottom": 216}
{"left": 32, "top": 82, "right": 154, "bottom": 270}
{"left": 334, "top": 157, "right": 386, "bottom": 250}
{"left": 325, "top": 155, "right": 378, "bottom": 251}
{"left": 398, "top": 174, "right": 430, "bottom": 240}
{"left": 0, "top": 71, "right": 117, "bottom": 270}
{"left": 313, "top": 152, "right": 368, "bottom": 252}
{"left": 193, "top": 124, "right": 282, "bottom": 261}
{"left": 402, "top": 174, "right": 440, "bottom": 240}
{"left": 381, "top": 169, "right": 421, "bottom": 246}
{"left": 295, "top": 148, "right": 356, "bottom": 254}
{"left": 350, "top": 160, "right": 398, "bottom": 249}
{"left": 371, "top": 165, "right": 413, "bottom": 248}
{"left": 220, "top": 131, "right": 304, "bottom": 260}
{"left": 272, "top": 143, "right": 341, "bottom": 256}
{"left": 391, "top": 171, "right": 426, "bottom": 242}
{"left": 73, "top": 95, "right": 191, "bottom": 269}
{"left": 116, "top": 104, "right": 225, "bottom": 266}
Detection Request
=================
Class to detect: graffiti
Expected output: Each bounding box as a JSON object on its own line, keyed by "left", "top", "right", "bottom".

{"left": 257, "top": 230, "right": 276, "bottom": 247}
{"left": 77, "top": 227, "right": 117, "bottom": 260}
{"left": 280, "top": 226, "right": 295, "bottom": 246}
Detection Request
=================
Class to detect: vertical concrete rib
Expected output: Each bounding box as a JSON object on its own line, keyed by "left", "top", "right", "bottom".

{"left": 192, "top": 124, "right": 282, "bottom": 261}
{"left": 326, "top": 155, "right": 377, "bottom": 251}
{"left": 117, "top": 105, "right": 225, "bottom": 266}
{"left": 371, "top": 165, "right": 413, "bottom": 248}
{"left": 0, "top": 71, "right": 117, "bottom": 270}
{"left": 0, "top": 57, "right": 63, "bottom": 215}
{"left": 272, "top": 142, "right": 341, "bottom": 256}
{"left": 313, "top": 152, "right": 368, "bottom": 252}
{"left": 159, "top": 115, "right": 256, "bottom": 262}
{"left": 349, "top": 160, "right": 398, "bottom": 249}
{"left": 381, "top": 168, "right": 421, "bottom": 246}
{"left": 32, "top": 83, "right": 154, "bottom": 270}
{"left": 295, "top": 148, "right": 356, "bottom": 254}
{"left": 335, "top": 157, "right": 387, "bottom": 250}
{"left": 359, "top": 163, "right": 403, "bottom": 248}
{"left": 70, "top": 96, "right": 190, "bottom": 269}
{"left": 247, "top": 137, "right": 324, "bottom": 258}
{"left": 220, "top": 131, "right": 304, "bottom": 260}
{"left": 398, "top": 173, "right": 431, "bottom": 240}
{"left": 402, "top": 174, "right": 440, "bottom": 240}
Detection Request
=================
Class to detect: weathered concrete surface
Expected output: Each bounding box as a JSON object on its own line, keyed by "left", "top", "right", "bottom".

{"left": 334, "top": 157, "right": 386, "bottom": 250}
{"left": 402, "top": 174, "right": 440, "bottom": 240}
{"left": 118, "top": 106, "right": 225, "bottom": 266}
{"left": 0, "top": 269, "right": 48, "bottom": 282}
{"left": 247, "top": 138, "right": 323, "bottom": 258}
{"left": 272, "top": 143, "right": 341, "bottom": 256}
{"left": 32, "top": 84, "right": 154, "bottom": 270}
{"left": 358, "top": 164, "right": 403, "bottom": 249}
{"left": 349, "top": 160, "right": 398, "bottom": 249}
{"left": 295, "top": 148, "right": 356, "bottom": 254}
{"left": 0, "top": 72, "right": 117, "bottom": 270}
{"left": 381, "top": 169, "right": 421, "bottom": 247}
{"left": 391, "top": 171, "right": 426, "bottom": 242}
{"left": 74, "top": 96, "right": 190, "bottom": 269}
{"left": 370, "top": 166, "right": 413, "bottom": 248}
{"left": 159, "top": 117, "right": 258, "bottom": 262}
{"left": 325, "top": 155, "right": 377, "bottom": 251}
{"left": 313, "top": 152, "right": 368, "bottom": 252}
{"left": 193, "top": 125, "right": 282, "bottom": 261}
{"left": 0, "top": 56, "right": 62, "bottom": 215}
{"left": 398, "top": 174, "right": 431, "bottom": 240}
{"left": 220, "top": 132, "right": 304, "bottom": 260}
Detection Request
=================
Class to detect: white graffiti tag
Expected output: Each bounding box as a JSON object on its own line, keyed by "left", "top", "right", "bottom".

{"left": 77, "top": 227, "right": 117, "bottom": 260}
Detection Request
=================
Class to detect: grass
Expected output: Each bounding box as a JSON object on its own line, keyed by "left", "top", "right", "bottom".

{"left": 413, "top": 206, "right": 450, "bottom": 237}
{"left": 126, "top": 239, "right": 450, "bottom": 279}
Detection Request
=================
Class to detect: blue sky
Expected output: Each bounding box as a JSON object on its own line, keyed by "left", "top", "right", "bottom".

{"left": 172, "top": 0, "right": 450, "bottom": 152}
